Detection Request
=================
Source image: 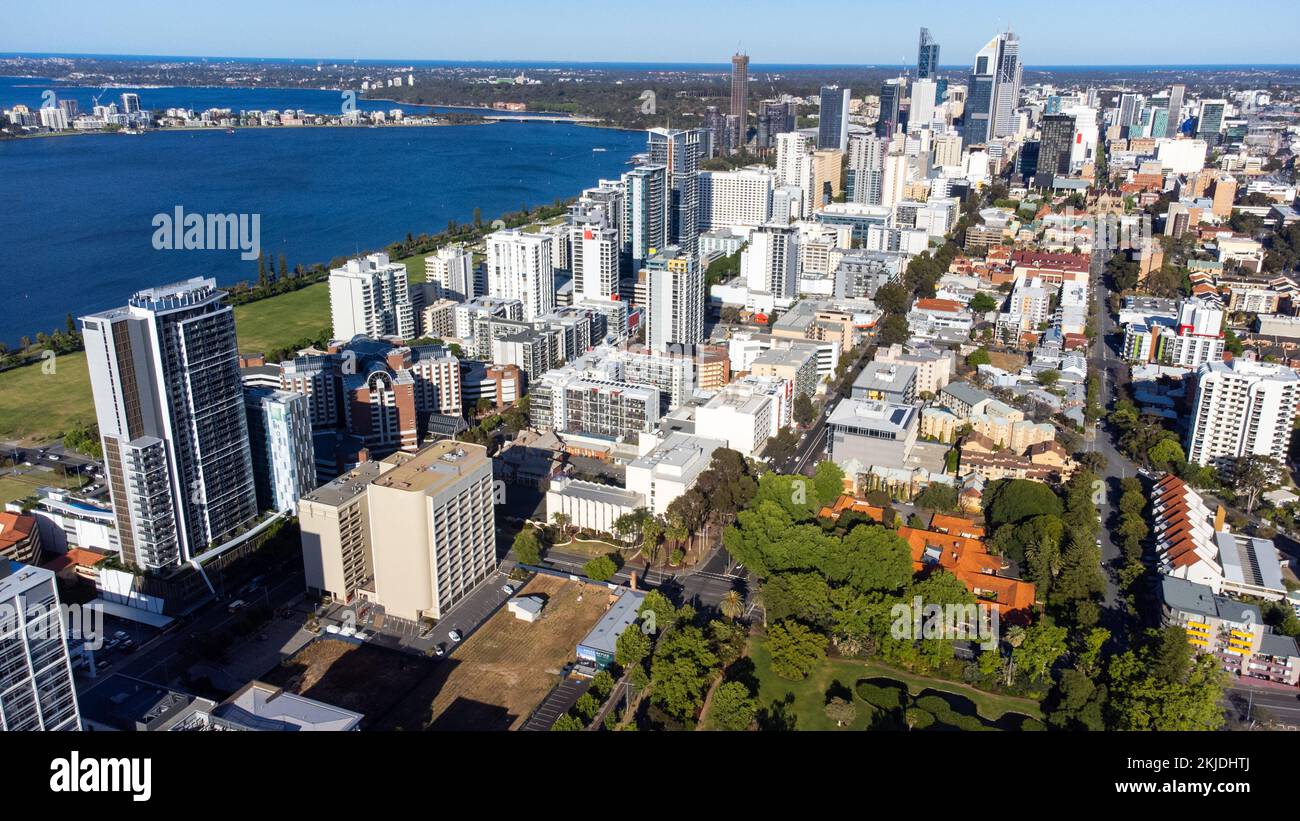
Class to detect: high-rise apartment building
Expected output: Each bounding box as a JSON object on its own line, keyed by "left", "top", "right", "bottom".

{"left": 1166, "top": 84, "right": 1186, "bottom": 137}
{"left": 742, "top": 224, "right": 799, "bottom": 301}
{"left": 646, "top": 246, "right": 704, "bottom": 353}
{"left": 698, "top": 166, "right": 775, "bottom": 230}
{"left": 570, "top": 217, "right": 621, "bottom": 302}
{"left": 244, "top": 387, "right": 317, "bottom": 514}
{"left": 82, "top": 278, "right": 258, "bottom": 570}
{"left": 847, "top": 133, "right": 886, "bottom": 205}
{"left": 647, "top": 127, "right": 704, "bottom": 255}
{"left": 0, "top": 561, "right": 81, "bottom": 731}
{"left": 818, "top": 85, "right": 851, "bottom": 151}
{"left": 622, "top": 164, "right": 668, "bottom": 274}
{"left": 485, "top": 228, "right": 555, "bottom": 320}
{"left": 425, "top": 244, "right": 476, "bottom": 302}
{"left": 329, "top": 253, "right": 416, "bottom": 341}
{"left": 1186, "top": 357, "right": 1300, "bottom": 470}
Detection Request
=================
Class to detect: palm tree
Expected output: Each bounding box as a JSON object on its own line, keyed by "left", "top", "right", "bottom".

{"left": 551, "top": 512, "right": 571, "bottom": 541}
{"left": 641, "top": 516, "right": 665, "bottom": 565}
{"left": 720, "top": 590, "right": 744, "bottom": 621}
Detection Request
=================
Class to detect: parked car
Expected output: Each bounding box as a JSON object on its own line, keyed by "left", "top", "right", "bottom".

{"left": 448, "top": 629, "right": 463, "bottom": 643}
{"left": 434, "top": 643, "right": 447, "bottom": 657}
{"left": 502, "top": 583, "right": 516, "bottom": 595}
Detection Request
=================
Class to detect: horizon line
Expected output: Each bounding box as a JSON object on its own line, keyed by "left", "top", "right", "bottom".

{"left": 4, "top": 51, "right": 1300, "bottom": 71}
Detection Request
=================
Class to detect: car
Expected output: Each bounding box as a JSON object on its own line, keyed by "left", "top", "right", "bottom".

{"left": 354, "top": 631, "right": 369, "bottom": 641}
{"left": 448, "top": 629, "right": 463, "bottom": 643}
{"left": 502, "top": 583, "right": 516, "bottom": 595}
{"left": 95, "top": 660, "right": 111, "bottom": 671}
{"left": 434, "top": 643, "right": 447, "bottom": 657}
{"left": 113, "top": 630, "right": 129, "bottom": 641}
{"left": 324, "top": 624, "right": 341, "bottom": 635}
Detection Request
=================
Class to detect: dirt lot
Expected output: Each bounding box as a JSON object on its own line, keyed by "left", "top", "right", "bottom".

{"left": 986, "top": 350, "right": 1027, "bottom": 372}
{"left": 267, "top": 575, "right": 613, "bottom": 731}
{"left": 265, "top": 639, "right": 439, "bottom": 730}
{"left": 420, "top": 575, "right": 610, "bottom": 730}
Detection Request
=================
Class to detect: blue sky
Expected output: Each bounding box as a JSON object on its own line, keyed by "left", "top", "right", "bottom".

{"left": 3, "top": 0, "right": 1297, "bottom": 66}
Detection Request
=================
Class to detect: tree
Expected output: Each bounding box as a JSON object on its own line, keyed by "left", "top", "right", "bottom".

{"left": 878, "top": 314, "right": 911, "bottom": 346}
{"left": 719, "top": 590, "right": 744, "bottom": 621}
{"left": 913, "top": 482, "right": 958, "bottom": 513}
{"left": 512, "top": 528, "right": 542, "bottom": 565}
{"left": 1034, "top": 369, "right": 1061, "bottom": 387}
{"left": 615, "top": 623, "right": 652, "bottom": 668}
{"left": 551, "top": 713, "right": 585, "bottom": 731}
{"left": 551, "top": 512, "right": 572, "bottom": 539}
{"left": 875, "top": 281, "right": 911, "bottom": 315}
{"left": 1228, "top": 455, "right": 1275, "bottom": 513}
{"left": 1106, "top": 627, "right": 1227, "bottom": 730}
{"left": 969, "top": 292, "right": 999, "bottom": 313}
{"left": 707, "top": 681, "right": 757, "bottom": 731}
{"left": 824, "top": 696, "right": 857, "bottom": 727}
{"left": 1010, "top": 620, "right": 1069, "bottom": 683}
{"left": 650, "top": 625, "right": 719, "bottom": 722}
{"left": 793, "top": 393, "right": 816, "bottom": 428}
{"left": 812, "top": 461, "right": 846, "bottom": 506}
{"left": 984, "top": 479, "right": 1064, "bottom": 529}
{"left": 583, "top": 554, "right": 618, "bottom": 582}
{"left": 1146, "top": 438, "right": 1185, "bottom": 470}
{"left": 765, "top": 620, "right": 827, "bottom": 681}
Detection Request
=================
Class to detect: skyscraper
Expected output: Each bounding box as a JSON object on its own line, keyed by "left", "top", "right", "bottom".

{"left": 244, "top": 387, "right": 317, "bottom": 514}
{"left": 963, "top": 29, "right": 1022, "bottom": 145}
{"left": 0, "top": 561, "right": 81, "bottom": 731}
{"left": 917, "top": 27, "right": 940, "bottom": 80}
{"left": 647, "top": 128, "right": 704, "bottom": 255}
{"left": 622, "top": 164, "right": 668, "bottom": 272}
{"left": 731, "top": 52, "right": 749, "bottom": 150}
{"left": 1035, "top": 113, "right": 1076, "bottom": 188}
{"left": 1166, "top": 84, "right": 1186, "bottom": 138}
{"left": 818, "top": 85, "right": 851, "bottom": 151}
{"left": 1196, "top": 99, "right": 1227, "bottom": 145}
{"left": 877, "top": 78, "right": 904, "bottom": 138}
{"left": 82, "top": 278, "right": 258, "bottom": 569}
{"left": 756, "top": 100, "right": 796, "bottom": 153}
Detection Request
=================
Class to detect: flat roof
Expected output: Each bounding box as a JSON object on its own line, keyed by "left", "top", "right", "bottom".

{"left": 371, "top": 441, "right": 490, "bottom": 494}
{"left": 301, "top": 461, "right": 388, "bottom": 508}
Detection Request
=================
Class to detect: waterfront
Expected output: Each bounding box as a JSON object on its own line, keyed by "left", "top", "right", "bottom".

{"left": 1, "top": 118, "right": 641, "bottom": 345}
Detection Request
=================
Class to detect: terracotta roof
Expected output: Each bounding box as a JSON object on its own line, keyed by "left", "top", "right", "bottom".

{"left": 898, "top": 525, "right": 1036, "bottom": 616}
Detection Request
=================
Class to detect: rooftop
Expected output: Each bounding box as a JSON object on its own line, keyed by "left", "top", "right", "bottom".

{"left": 372, "top": 441, "right": 491, "bottom": 495}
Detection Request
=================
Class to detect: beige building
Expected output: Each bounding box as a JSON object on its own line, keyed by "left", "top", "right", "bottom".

{"left": 810, "top": 149, "right": 844, "bottom": 212}
{"left": 367, "top": 441, "right": 497, "bottom": 622}
{"left": 299, "top": 461, "right": 394, "bottom": 605}
{"left": 873, "top": 343, "right": 953, "bottom": 395}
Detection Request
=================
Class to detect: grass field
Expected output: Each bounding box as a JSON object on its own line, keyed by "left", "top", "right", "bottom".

{"left": 748, "top": 637, "right": 1041, "bottom": 731}
{"left": 230, "top": 284, "right": 332, "bottom": 355}
{"left": 0, "top": 351, "right": 96, "bottom": 446}
{"left": 419, "top": 575, "right": 608, "bottom": 730}
{"left": 0, "top": 465, "right": 88, "bottom": 506}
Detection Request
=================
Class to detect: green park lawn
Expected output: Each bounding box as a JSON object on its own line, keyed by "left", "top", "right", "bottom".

{"left": 0, "top": 351, "right": 96, "bottom": 445}
{"left": 230, "top": 283, "right": 332, "bottom": 355}
{"left": 747, "top": 637, "right": 1041, "bottom": 731}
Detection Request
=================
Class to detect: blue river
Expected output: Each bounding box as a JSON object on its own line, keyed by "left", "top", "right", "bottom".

{"left": 1, "top": 81, "right": 643, "bottom": 345}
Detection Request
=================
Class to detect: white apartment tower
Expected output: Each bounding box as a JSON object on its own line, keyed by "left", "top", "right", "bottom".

{"left": 82, "top": 278, "right": 258, "bottom": 569}
{"left": 486, "top": 228, "right": 555, "bottom": 320}
{"left": 742, "top": 224, "right": 799, "bottom": 301}
{"left": 0, "top": 561, "right": 81, "bottom": 730}
{"left": 329, "top": 253, "right": 416, "bottom": 341}
{"left": 571, "top": 218, "right": 621, "bottom": 302}
{"left": 425, "top": 244, "right": 476, "bottom": 302}
{"left": 1186, "top": 357, "right": 1300, "bottom": 470}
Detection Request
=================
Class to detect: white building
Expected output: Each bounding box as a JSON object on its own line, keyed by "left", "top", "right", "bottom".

{"left": 646, "top": 247, "right": 704, "bottom": 353}
{"left": 329, "top": 253, "right": 417, "bottom": 341}
{"left": 696, "top": 377, "right": 787, "bottom": 457}
{"left": 742, "top": 224, "right": 799, "bottom": 302}
{"left": 699, "top": 167, "right": 775, "bottom": 231}
{"left": 625, "top": 433, "right": 726, "bottom": 516}
{"left": 425, "top": 244, "right": 476, "bottom": 302}
{"left": 1186, "top": 357, "right": 1300, "bottom": 470}
{"left": 486, "top": 229, "right": 555, "bottom": 321}
{"left": 0, "top": 561, "right": 81, "bottom": 730}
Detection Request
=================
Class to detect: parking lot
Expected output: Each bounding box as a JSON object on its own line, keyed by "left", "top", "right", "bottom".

{"left": 316, "top": 567, "right": 518, "bottom": 657}
{"left": 70, "top": 613, "right": 161, "bottom": 680}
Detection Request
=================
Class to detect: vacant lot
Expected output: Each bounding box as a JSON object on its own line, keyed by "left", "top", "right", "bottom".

{"left": 0, "top": 352, "right": 95, "bottom": 445}
{"left": 419, "top": 575, "right": 609, "bottom": 730}
{"left": 265, "top": 639, "right": 440, "bottom": 730}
